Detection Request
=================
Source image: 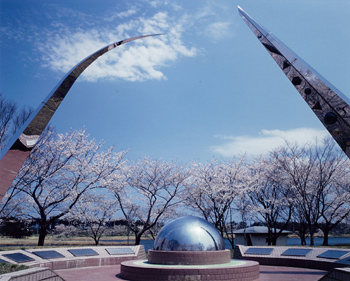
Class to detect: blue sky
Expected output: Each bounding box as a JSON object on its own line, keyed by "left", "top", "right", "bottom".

{"left": 1, "top": 0, "right": 349, "bottom": 163}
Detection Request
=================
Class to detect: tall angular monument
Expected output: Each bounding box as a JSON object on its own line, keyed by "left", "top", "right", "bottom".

{"left": 238, "top": 6, "right": 350, "bottom": 158}
{"left": 0, "top": 34, "right": 159, "bottom": 200}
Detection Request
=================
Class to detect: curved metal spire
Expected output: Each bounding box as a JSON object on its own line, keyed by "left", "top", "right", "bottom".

{"left": 0, "top": 34, "right": 160, "bottom": 199}
{"left": 238, "top": 6, "right": 350, "bottom": 158}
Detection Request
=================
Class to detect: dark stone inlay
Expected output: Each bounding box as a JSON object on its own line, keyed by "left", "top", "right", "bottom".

{"left": 245, "top": 248, "right": 273, "bottom": 255}
{"left": 317, "top": 250, "right": 349, "bottom": 259}
{"left": 32, "top": 250, "right": 65, "bottom": 259}
{"left": 68, "top": 248, "right": 98, "bottom": 257}
{"left": 324, "top": 112, "right": 337, "bottom": 124}
{"left": 312, "top": 101, "right": 322, "bottom": 110}
{"left": 282, "top": 248, "right": 312, "bottom": 257}
{"left": 344, "top": 139, "right": 350, "bottom": 147}
{"left": 262, "top": 43, "right": 282, "bottom": 55}
{"left": 304, "top": 88, "right": 312, "bottom": 95}
{"left": 106, "top": 248, "right": 134, "bottom": 255}
{"left": 3, "top": 253, "right": 35, "bottom": 263}
{"left": 292, "top": 76, "right": 302, "bottom": 86}
{"left": 283, "top": 61, "right": 291, "bottom": 69}
{"left": 332, "top": 128, "right": 341, "bottom": 136}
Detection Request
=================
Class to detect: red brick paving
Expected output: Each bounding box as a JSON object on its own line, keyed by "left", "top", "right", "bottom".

{"left": 259, "top": 266, "right": 327, "bottom": 281}
{"left": 55, "top": 264, "right": 328, "bottom": 281}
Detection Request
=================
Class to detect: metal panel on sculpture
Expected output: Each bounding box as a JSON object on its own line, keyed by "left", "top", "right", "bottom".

{"left": 68, "top": 248, "right": 98, "bottom": 257}
{"left": 281, "top": 249, "right": 312, "bottom": 256}
{"left": 2, "top": 253, "right": 35, "bottom": 263}
{"left": 0, "top": 34, "right": 159, "bottom": 200}
{"left": 106, "top": 248, "right": 134, "bottom": 255}
{"left": 244, "top": 248, "right": 273, "bottom": 255}
{"left": 238, "top": 6, "right": 350, "bottom": 159}
{"left": 317, "top": 250, "right": 350, "bottom": 259}
{"left": 32, "top": 250, "right": 65, "bottom": 259}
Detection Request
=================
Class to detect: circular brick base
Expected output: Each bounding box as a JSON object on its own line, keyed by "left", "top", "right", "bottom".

{"left": 120, "top": 259, "right": 259, "bottom": 281}
{"left": 148, "top": 250, "right": 231, "bottom": 265}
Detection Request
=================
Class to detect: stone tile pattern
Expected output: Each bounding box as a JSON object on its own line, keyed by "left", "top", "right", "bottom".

{"left": 121, "top": 260, "right": 260, "bottom": 281}
{"left": 148, "top": 250, "right": 231, "bottom": 265}
{"left": 0, "top": 245, "right": 145, "bottom": 270}
{"left": 234, "top": 245, "right": 350, "bottom": 271}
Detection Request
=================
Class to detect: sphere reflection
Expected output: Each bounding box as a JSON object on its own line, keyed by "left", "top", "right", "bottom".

{"left": 153, "top": 216, "right": 225, "bottom": 251}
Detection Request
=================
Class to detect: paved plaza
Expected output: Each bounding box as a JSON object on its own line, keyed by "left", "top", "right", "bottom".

{"left": 56, "top": 264, "right": 328, "bottom": 281}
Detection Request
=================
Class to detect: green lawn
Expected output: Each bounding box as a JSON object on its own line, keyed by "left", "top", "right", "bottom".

{"left": 0, "top": 263, "right": 29, "bottom": 275}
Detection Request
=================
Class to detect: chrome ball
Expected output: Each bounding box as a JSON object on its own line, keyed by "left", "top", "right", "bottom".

{"left": 153, "top": 216, "right": 225, "bottom": 251}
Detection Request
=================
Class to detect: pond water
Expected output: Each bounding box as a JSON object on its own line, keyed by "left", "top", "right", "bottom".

{"left": 287, "top": 237, "right": 350, "bottom": 246}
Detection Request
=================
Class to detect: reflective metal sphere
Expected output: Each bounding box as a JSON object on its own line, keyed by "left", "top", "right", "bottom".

{"left": 153, "top": 216, "right": 225, "bottom": 251}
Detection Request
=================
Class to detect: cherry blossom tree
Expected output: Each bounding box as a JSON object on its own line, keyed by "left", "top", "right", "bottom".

{"left": 246, "top": 154, "right": 294, "bottom": 245}
{"left": 234, "top": 190, "right": 253, "bottom": 246}
{"left": 52, "top": 223, "right": 79, "bottom": 238}
{"left": 0, "top": 93, "right": 32, "bottom": 150}
{"left": 0, "top": 94, "right": 32, "bottom": 212}
{"left": 0, "top": 184, "right": 22, "bottom": 219}
{"left": 290, "top": 204, "right": 309, "bottom": 245}
{"left": 273, "top": 141, "right": 321, "bottom": 246}
{"left": 183, "top": 157, "right": 246, "bottom": 241}
{"left": 312, "top": 138, "right": 350, "bottom": 245}
{"left": 69, "top": 191, "right": 116, "bottom": 245}
{"left": 0, "top": 93, "right": 17, "bottom": 150}
{"left": 111, "top": 157, "right": 187, "bottom": 245}
{"left": 8, "top": 127, "right": 127, "bottom": 246}
{"left": 274, "top": 137, "right": 350, "bottom": 246}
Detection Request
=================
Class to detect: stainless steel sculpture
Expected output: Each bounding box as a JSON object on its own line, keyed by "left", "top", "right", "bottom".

{"left": 0, "top": 34, "right": 159, "bottom": 200}
{"left": 153, "top": 216, "right": 225, "bottom": 251}
{"left": 238, "top": 6, "right": 350, "bottom": 158}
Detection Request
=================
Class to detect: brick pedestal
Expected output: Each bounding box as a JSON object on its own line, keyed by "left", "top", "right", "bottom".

{"left": 148, "top": 250, "right": 231, "bottom": 265}
{"left": 120, "top": 259, "right": 260, "bottom": 281}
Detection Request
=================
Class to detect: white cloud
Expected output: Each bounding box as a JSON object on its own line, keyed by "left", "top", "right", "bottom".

{"left": 36, "top": 12, "right": 197, "bottom": 82}
{"left": 211, "top": 128, "right": 329, "bottom": 157}
{"left": 11, "top": 1, "right": 239, "bottom": 82}
{"left": 116, "top": 9, "right": 138, "bottom": 19}
{"left": 205, "top": 21, "right": 233, "bottom": 41}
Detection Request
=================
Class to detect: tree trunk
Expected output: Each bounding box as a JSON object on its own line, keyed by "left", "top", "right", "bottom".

{"left": 309, "top": 235, "right": 314, "bottom": 246}
{"left": 135, "top": 233, "right": 142, "bottom": 245}
{"left": 38, "top": 228, "right": 47, "bottom": 246}
{"left": 94, "top": 236, "right": 99, "bottom": 245}
{"left": 308, "top": 222, "right": 315, "bottom": 246}
{"left": 271, "top": 235, "right": 277, "bottom": 246}
{"left": 322, "top": 229, "right": 329, "bottom": 246}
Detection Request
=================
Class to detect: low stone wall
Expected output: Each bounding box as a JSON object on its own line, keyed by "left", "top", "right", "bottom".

{"left": 0, "top": 245, "right": 145, "bottom": 271}
{"left": 319, "top": 267, "right": 350, "bottom": 281}
{"left": 0, "top": 267, "right": 64, "bottom": 281}
{"left": 234, "top": 245, "right": 350, "bottom": 271}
